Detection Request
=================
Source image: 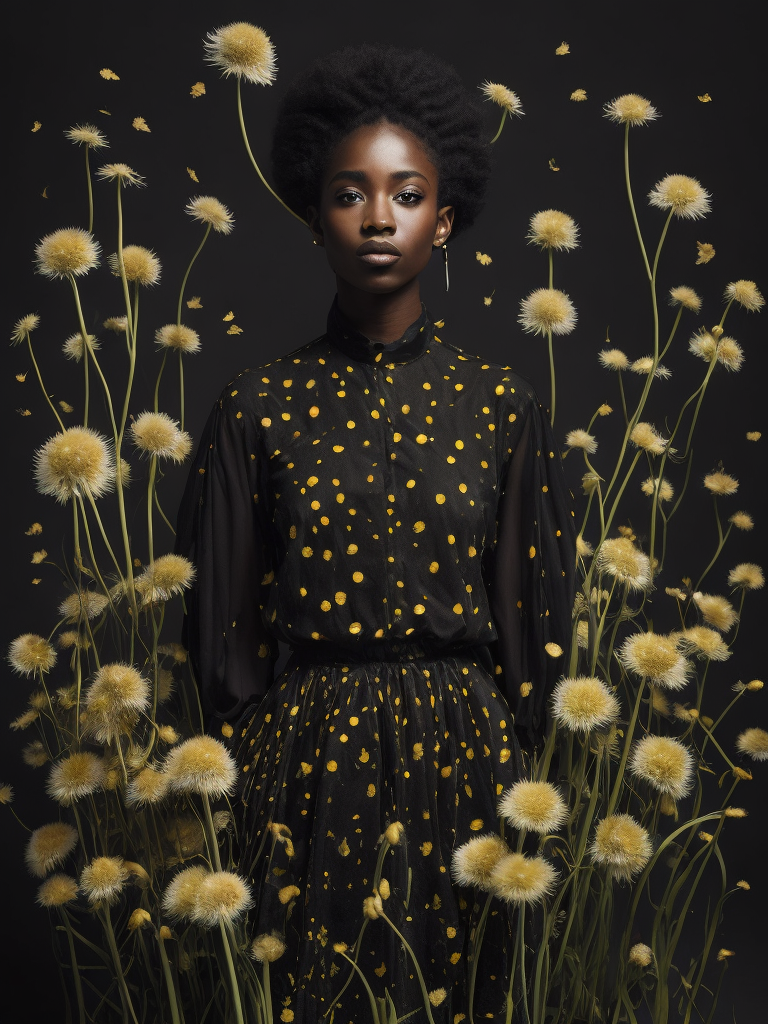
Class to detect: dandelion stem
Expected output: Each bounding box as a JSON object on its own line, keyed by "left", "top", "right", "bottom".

{"left": 468, "top": 892, "right": 494, "bottom": 1023}
{"left": 201, "top": 791, "right": 223, "bottom": 872}
{"left": 147, "top": 456, "right": 157, "bottom": 565}
{"left": 237, "top": 80, "right": 307, "bottom": 225}
{"left": 85, "top": 146, "right": 94, "bottom": 234}
{"left": 607, "top": 679, "right": 644, "bottom": 816}
{"left": 379, "top": 909, "right": 436, "bottom": 1024}
{"left": 490, "top": 107, "right": 508, "bottom": 144}
{"left": 177, "top": 224, "right": 210, "bottom": 325}
{"left": 623, "top": 123, "right": 651, "bottom": 282}
{"left": 337, "top": 949, "right": 381, "bottom": 1022}
{"left": 102, "top": 903, "right": 139, "bottom": 1024}
{"left": 61, "top": 908, "right": 87, "bottom": 1024}
{"left": 26, "top": 335, "right": 65, "bottom": 429}
{"left": 158, "top": 930, "right": 182, "bottom": 1024}
{"left": 154, "top": 349, "right": 169, "bottom": 414}
{"left": 179, "top": 351, "right": 186, "bottom": 433}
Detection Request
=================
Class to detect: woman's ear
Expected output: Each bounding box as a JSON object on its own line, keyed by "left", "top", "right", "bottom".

{"left": 434, "top": 205, "right": 454, "bottom": 247}
{"left": 307, "top": 206, "right": 324, "bottom": 246}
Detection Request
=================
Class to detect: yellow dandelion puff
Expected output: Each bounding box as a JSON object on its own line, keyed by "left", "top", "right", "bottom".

{"left": 737, "top": 880, "right": 750, "bottom": 889}
{"left": 103, "top": 315, "right": 128, "bottom": 333}
{"left": 34, "top": 426, "right": 114, "bottom": 503}
{"left": 551, "top": 676, "right": 620, "bottom": 732}
{"left": 631, "top": 356, "right": 672, "bottom": 380}
{"left": 555, "top": 41, "right": 570, "bottom": 55}
{"left": 96, "top": 163, "right": 145, "bottom": 186}
{"left": 37, "top": 874, "right": 78, "bottom": 907}
{"left": 135, "top": 554, "right": 196, "bottom": 605}
{"left": 696, "top": 241, "right": 715, "bottom": 264}
{"left": 65, "top": 124, "right": 108, "bottom": 148}
{"left": 187, "top": 295, "right": 202, "bottom": 308}
{"left": 127, "top": 908, "right": 152, "bottom": 932}
{"left": 83, "top": 662, "right": 149, "bottom": 743}
{"left": 35, "top": 227, "right": 100, "bottom": 279}
{"left": 125, "top": 766, "right": 169, "bottom": 806}
{"left": 565, "top": 429, "right": 597, "bottom": 453}
{"left": 132, "top": 116, "right": 151, "bottom": 132}
{"left": 596, "top": 537, "right": 652, "bottom": 590}
{"left": 80, "top": 856, "right": 128, "bottom": 905}
{"left": 46, "top": 752, "right": 105, "bottom": 805}
{"left": 58, "top": 590, "right": 109, "bottom": 621}
{"left": 604, "top": 94, "right": 658, "bottom": 126}
{"left": 692, "top": 592, "right": 738, "bottom": 632}
{"left": 630, "top": 422, "right": 668, "bottom": 455}
{"left": 669, "top": 285, "right": 702, "bottom": 312}
{"left": 735, "top": 728, "right": 768, "bottom": 761}
{"left": 157, "top": 725, "right": 179, "bottom": 744}
{"left": 99, "top": 68, "right": 120, "bottom": 80}
{"left": 164, "top": 735, "right": 237, "bottom": 797}
{"left": 190, "top": 82, "right": 206, "bottom": 97}
{"left": 25, "top": 822, "right": 78, "bottom": 877}
{"left": 131, "top": 411, "right": 192, "bottom": 462}
{"left": 598, "top": 404, "right": 613, "bottom": 416}
{"left": 590, "top": 814, "right": 652, "bottom": 881}
{"left": 479, "top": 81, "right": 524, "bottom": 115}
{"left": 62, "top": 332, "right": 101, "bottom": 362}
{"left": 725, "top": 280, "right": 764, "bottom": 312}
{"left": 204, "top": 22, "right": 276, "bottom": 86}
{"left": 729, "top": 511, "right": 752, "bottom": 530}
{"left": 527, "top": 209, "right": 579, "bottom": 251}
{"left": 576, "top": 536, "right": 593, "bottom": 559}
{"left": 10, "top": 709, "right": 39, "bottom": 730}
{"left": 428, "top": 990, "right": 447, "bottom": 1007}
{"left": 475, "top": 252, "right": 493, "bottom": 265}
{"left": 570, "top": 89, "right": 587, "bottom": 101}
{"left": 688, "top": 330, "right": 717, "bottom": 364}
{"left": 191, "top": 870, "right": 253, "bottom": 927}
{"left": 489, "top": 852, "right": 558, "bottom": 905}
{"left": 724, "top": 807, "right": 747, "bottom": 818}
{"left": 630, "top": 735, "right": 695, "bottom": 799}
{"left": 518, "top": 288, "right": 577, "bottom": 336}
{"left": 641, "top": 477, "right": 674, "bottom": 503}
{"left": 451, "top": 834, "right": 509, "bottom": 889}
{"left": 648, "top": 174, "right": 711, "bottom": 219}
{"left": 599, "top": 348, "right": 630, "bottom": 371}
{"left": 728, "top": 563, "right": 764, "bottom": 590}
{"left": 22, "top": 741, "right": 49, "bottom": 767}
{"left": 158, "top": 642, "right": 188, "bottom": 663}
{"left": 10, "top": 313, "right": 40, "bottom": 345}
{"left": 186, "top": 196, "right": 234, "bottom": 235}
{"left": 0, "top": 783, "right": 13, "bottom": 804}
{"left": 8, "top": 633, "right": 57, "bottom": 676}
{"left": 619, "top": 632, "right": 692, "bottom": 690}
{"left": 251, "top": 933, "right": 287, "bottom": 962}
{"left": 629, "top": 943, "right": 654, "bottom": 967}
{"left": 385, "top": 821, "right": 405, "bottom": 846}
{"left": 498, "top": 780, "right": 568, "bottom": 833}
{"left": 363, "top": 894, "right": 384, "bottom": 919}
{"left": 545, "top": 642, "right": 563, "bottom": 657}
{"left": 162, "top": 865, "right": 208, "bottom": 920}
{"left": 155, "top": 323, "right": 201, "bottom": 354}
{"left": 675, "top": 626, "right": 731, "bottom": 662}
{"left": 108, "top": 245, "right": 161, "bottom": 286}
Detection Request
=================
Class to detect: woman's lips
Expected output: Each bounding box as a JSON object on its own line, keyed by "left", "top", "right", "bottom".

{"left": 358, "top": 252, "right": 401, "bottom": 265}
{"left": 356, "top": 240, "right": 402, "bottom": 265}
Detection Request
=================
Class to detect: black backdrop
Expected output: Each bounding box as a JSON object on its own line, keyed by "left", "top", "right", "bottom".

{"left": 3, "top": 0, "right": 766, "bottom": 1018}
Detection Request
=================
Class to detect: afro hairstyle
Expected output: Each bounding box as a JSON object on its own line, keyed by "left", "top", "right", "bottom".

{"left": 271, "top": 44, "right": 492, "bottom": 241}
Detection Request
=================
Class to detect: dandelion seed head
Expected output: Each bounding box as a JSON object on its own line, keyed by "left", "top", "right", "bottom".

{"left": 619, "top": 633, "right": 692, "bottom": 690}
{"left": 551, "top": 676, "right": 620, "bottom": 732}
{"left": 135, "top": 554, "right": 196, "bottom": 605}
{"left": 629, "top": 943, "right": 654, "bottom": 966}
{"left": 604, "top": 94, "right": 658, "bottom": 126}
{"left": 735, "top": 728, "right": 768, "bottom": 761}
{"left": 35, "top": 227, "right": 100, "bottom": 279}
{"left": 103, "top": 315, "right": 128, "bottom": 333}
{"left": 96, "top": 163, "right": 145, "bottom": 186}
{"left": 675, "top": 626, "right": 731, "bottom": 662}
{"left": 518, "top": 288, "right": 577, "bottom": 336}
{"left": 498, "top": 780, "right": 568, "bottom": 833}
{"left": 8, "top": 633, "right": 57, "bottom": 676}
{"left": 590, "top": 814, "right": 652, "bottom": 881}
{"left": 451, "top": 834, "right": 509, "bottom": 889}
{"left": 125, "top": 766, "right": 169, "bottom": 806}
{"left": 630, "top": 735, "right": 695, "bottom": 799}
{"left": 689, "top": 330, "right": 718, "bottom": 363}
{"left": 204, "top": 22, "right": 276, "bottom": 86}
{"left": 37, "top": 874, "right": 79, "bottom": 907}
{"left": 729, "top": 511, "right": 753, "bottom": 530}
{"left": 599, "top": 348, "right": 629, "bottom": 371}
{"left": 631, "top": 356, "right": 671, "bottom": 379}
{"left": 669, "top": 286, "right": 702, "bottom": 312}
{"left": 65, "top": 124, "right": 108, "bottom": 148}
{"left": 489, "top": 852, "right": 558, "bottom": 905}
{"left": 191, "top": 870, "right": 253, "bottom": 927}
{"left": 565, "top": 429, "right": 597, "bottom": 453}
{"left": 251, "top": 933, "right": 287, "bottom": 962}
{"left": 25, "top": 822, "right": 78, "bottom": 877}
{"left": 641, "top": 477, "right": 674, "bottom": 503}
{"left": 162, "top": 865, "right": 208, "bottom": 920}
{"left": 428, "top": 989, "right": 447, "bottom": 1007}
{"left": 596, "top": 537, "right": 652, "bottom": 590}
{"left": 46, "top": 752, "right": 106, "bottom": 805}
{"left": 527, "top": 209, "right": 579, "bottom": 251}
{"left": 62, "top": 332, "right": 100, "bottom": 362}
{"left": 34, "top": 427, "right": 114, "bottom": 503}
{"left": 131, "top": 411, "right": 191, "bottom": 462}
{"left": 725, "top": 280, "right": 764, "bottom": 312}
{"left": 164, "top": 735, "right": 237, "bottom": 797}
{"left": 83, "top": 663, "right": 150, "bottom": 743}
{"left": 80, "top": 856, "right": 128, "bottom": 905}
{"left": 576, "top": 536, "right": 593, "bottom": 559}
{"left": 363, "top": 893, "right": 384, "bottom": 919}
{"left": 630, "top": 422, "right": 668, "bottom": 455}
{"left": 10, "top": 313, "right": 40, "bottom": 345}
{"left": 22, "top": 740, "right": 49, "bottom": 767}
{"left": 479, "top": 81, "right": 524, "bottom": 115}
{"left": 716, "top": 337, "right": 744, "bottom": 371}
{"left": 58, "top": 590, "right": 109, "bottom": 621}
{"left": 108, "top": 246, "right": 161, "bottom": 286}
{"left": 692, "top": 592, "right": 738, "bottom": 632}
{"left": 186, "top": 196, "right": 234, "bottom": 234}
{"left": 648, "top": 174, "right": 711, "bottom": 220}
{"left": 154, "top": 323, "right": 201, "bottom": 354}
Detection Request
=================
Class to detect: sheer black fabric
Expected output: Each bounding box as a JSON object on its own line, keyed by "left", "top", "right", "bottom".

{"left": 175, "top": 301, "right": 575, "bottom": 1019}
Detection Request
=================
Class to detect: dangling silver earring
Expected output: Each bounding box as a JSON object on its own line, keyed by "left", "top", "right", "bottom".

{"left": 442, "top": 243, "right": 449, "bottom": 292}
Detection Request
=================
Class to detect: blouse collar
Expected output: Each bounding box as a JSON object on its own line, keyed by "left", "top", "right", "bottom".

{"left": 325, "top": 296, "right": 433, "bottom": 365}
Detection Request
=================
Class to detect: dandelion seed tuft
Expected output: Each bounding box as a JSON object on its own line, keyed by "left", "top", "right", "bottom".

{"left": 34, "top": 427, "right": 114, "bottom": 503}
{"left": 135, "top": 554, "right": 196, "bottom": 604}
{"left": 648, "top": 175, "right": 711, "bottom": 220}
{"left": 728, "top": 563, "right": 764, "bottom": 590}
{"left": 47, "top": 752, "right": 106, "bottom": 805}
{"left": 125, "top": 766, "right": 169, "bottom": 806}
{"left": 59, "top": 590, "right": 109, "bottom": 621}
{"left": 37, "top": 874, "right": 79, "bottom": 907}
{"left": 596, "top": 537, "right": 652, "bottom": 590}
{"left": 641, "top": 477, "right": 674, "bottom": 503}
{"left": 518, "top": 288, "right": 577, "bottom": 336}
{"left": 599, "top": 348, "right": 629, "bottom": 371}
{"left": 479, "top": 81, "right": 524, "bottom": 115}
{"left": 565, "top": 429, "right": 597, "bottom": 453}
{"left": 669, "top": 286, "right": 702, "bottom": 312}
{"left": 164, "top": 735, "right": 237, "bottom": 797}
{"left": 629, "top": 943, "right": 654, "bottom": 967}
{"left": 65, "top": 124, "right": 109, "bottom": 148}
{"left": 35, "top": 228, "right": 100, "bottom": 279}
{"left": 251, "top": 933, "right": 287, "bottom": 961}
{"left": 527, "top": 210, "right": 579, "bottom": 251}
{"left": 186, "top": 196, "right": 234, "bottom": 234}
{"left": 62, "top": 332, "right": 100, "bottom": 362}
{"left": 131, "top": 412, "right": 192, "bottom": 463}
{"left": 22, "top": 740, "right": 49, "bottom": 767}
{"left": 604, "top": 94, "right": 658, "bottom": 126}
{"left": 25, "top": 822, "right": 78, "bottom": 877}
{"left": 619, "top": 633, "right": 691, "bottom": 690}
{"left": 735, "top": 728, "right": 768, "bottom": 761}
{"left": 675, "top": 626, "right": 731, "bottom": 662}
{"left": 96, "top": 163, "right": 145, "bottom": 187}
{"left": 10, "top": 313, "right": 40, "bottom": 345}
{"left": 83, "top": 663, "right": 150, "bottom": 743}
{"left": 489, "top": 852, "right": 558, "bottom": 905}
{"left": 630, "top": 423, "right": 668, "bottom": 455}
{"left": 630, "top": 735, "right": 695, "bottom": 799}
{"left": 692, "top": 592, "right": 738, "bottom": 632}
{"left": 204, "top": 22, "right": 276, "bottom": 86}
{"left": 80, "top": 856, "right": 128, "bottom": 905}
{"left": 191, "top": 870, "right": 253, "bottom": 927}
{"left": 590, "top": 814, "right": 652, "bottom": 881}
{"left": 108, "top": 246, "right": 161, "bottom": 286}
{"left": 631, "top": 356, "right": 671, "bottom": 380}
{"left": 725, "top": 280, "right": 764, "bottom": 312}
{"left": 8, "top": 633, "right": 57, "bottom": 676}
{"left": 451, "top": 834, "right": 509, "bottom": 889}
{"left": 729, "top": 511, "right": 753, "bottom": 531}
{"left": 551, "top": 676, "right": 620, "bottom": 732}
{"left": 498, "top": 781, "right": 568, "bottom": 833}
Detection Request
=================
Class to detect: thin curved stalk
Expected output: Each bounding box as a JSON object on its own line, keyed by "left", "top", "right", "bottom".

{"left": 61, "top": 908, "right": 87, "bottom": 1024}
{"left": 85, "top": 145, "right": 94, "bottom": 233}
{"left": 147, "top": 455, "right": 157, "bottom": 565}
{"left": 102, "top": 904, "right": 139, "bottom": 1024}
{"left": 607, "top": 680, "right": 644, "bottom": 815}
{"left": 26, "top": 335, "right": 65, "bottom": 429}
{"left": 623, "top": 123, "right": 651, "bottom": 281}
{"left": 219, "top": 920, "right": 245, "bottom": 1024}
{"left": 490, "top": 107, "right": 509, "bottom": 144}
{"left": 336, "top": 949, "right": 380, "bottom": 1022}
{"left": 153, "top": 349, "right": 169, "bottom": 413}
{"left": 379, "top": 910, "right": 436, "bottom": 1024}
{"left": 177, "top": 224, "right": 211, "bottom": 325}
{"left": 179, "top": 351, "right": 186, "bottom": 432}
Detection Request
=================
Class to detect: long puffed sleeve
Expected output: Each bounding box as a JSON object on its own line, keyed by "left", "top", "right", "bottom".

{"left": 487, "top": 391, "right": 576, "bottom": 749}
{"left": 176, "top": 388, "right": 277, "bottom": 723}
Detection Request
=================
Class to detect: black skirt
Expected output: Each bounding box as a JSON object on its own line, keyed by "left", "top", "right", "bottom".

{"left": 232, "top": 642, "right": 524, "bottom": 1023}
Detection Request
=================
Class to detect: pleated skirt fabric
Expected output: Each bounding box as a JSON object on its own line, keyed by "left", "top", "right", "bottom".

{"left": 232, "top": 644, "right": 523, "bottom": 1023}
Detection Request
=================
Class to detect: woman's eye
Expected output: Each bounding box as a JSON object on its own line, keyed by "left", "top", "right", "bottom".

{"left": 337, "top": 191, "right": 363, "bottom": 204}
{"left": 397, "top": 191, "right": 423, "bottom": 204}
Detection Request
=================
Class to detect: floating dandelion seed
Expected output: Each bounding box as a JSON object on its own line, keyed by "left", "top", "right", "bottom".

{"left": 696, "top": 241, "right": 715, "bottom": 264}
{"left": 630, "top": 423, "right": 668, "bottom": 455}
{"left": 155, "top": 323, "right": 201, "bottom": 354}
{"left": 648, "top": 174, "right": 711, "bottom": 219}
{"left": 186, "top": 196, "right": 234, "bottom": 234}
{"left": 251, "top": 933, "right": 287, "bottom": 962}
{"left": 25, "top": 822, "right": 78, "bottom": 877}
{"left": 590, "top": 814, "right": 652, "bottom": 881}
{"left": 669, "top": 286, "right": 702, "bottom": 312}
{"left": 10, "top": 709, "right": 39, "bottom": 730}
{"left": 598, "top": 348, "right": 629, "bottom": 371}
{"left": 725, "top": 280, "right": 764, "bottom": 312}
{"left": 10, "top": 313, "right": 40, "bottom": 345}
{"left": 451, "top": 834, "right": 509, "bottom": 889}
{"left": 618, "top": 633, "right": 692, "bottom": 690}
{"left": 728, "top": 563, "right": 764, "bottom": 590}
{"left": 641, "top": 477, "right": 674, "bottom": 503}
{"left": 479, "top": 81, "right": 524, "bottom": 115}
{"left": 736, "top": 728, "right": 768, "bottom": 760}
{"left": 570, "top": 89, "right": 587, "bottom": 101}
{"left": 551, "top": 676, "right": 620, "bottom": 732}
{"left": 80, "top": 856, "right": 128, "bottom": 905}
{"left": 34, "top": 427, "right": 114, "bottom": 503}
{"left": 489, "top": 852, "right": 558, "bottom": 904}
{"left": 108, "top": 246, "right": 161, "bottom": 286}
{"left": 675, "top": 626, "right": 732, "bottom": 662}
{"left": 692, "top": 592, "right": 738, "bottom": 632}
{"left": 131, "top": 412, "right": 192, "bottom": 462}
{"left": 596, "top": 537, "right": 652, "bottom": 590}
{"left": 629, "top": 944, "right": 654, "bottom": 967}
{"left": 58, "top": 590, "right": 109, "bottom": 621}
{"left": 630, "top": 735, "right": 695, "bottom": 799}
{"left": 631, "top": 356, "right": 671, "bottom": 379}
{"left": 46, "top": 752, "right": 106, "bottom": 804}
{"left": 96, "top": 163, "right": 145, "bottom": 187}
{"left": 62, "top": 332, "right": 100, "bottom": 362}
{"left": 191, "top": 870, "right": 253, "bottom": 927}
{"left": 518, "top": 288, "right": 577, "bottom": 335}
{"left": 428, "top": 989, "right": 447, "bottom": 1007}
{"left": 37, "top": 874, "right": 79, "bottom": 907}
{"left": 65, "top": 124, "right": 109, "bottom": 148}
{"left": 576, "top": 536, "right": 593, "bottom": 559}
{"left": 204, "top": 22, "right": 276, "bottom": 85}
{"left": 717, "top": 949, "right": 736, "bottom": 961}
{"left": 565, "top": 429, "right": 597, "bottom": 453}
{"left": 604, "top": 94, "right": 658, "bottom": 126}
{"left": 0, "top": 783, "right": 13, "bottom": 804}
{"left": 157, "top": 724, "right": 179, "bottom": 744}
{"left": 498, "top": 781, "right": 568, "bottom": 833}
{"left": 35, "top": 227, "right": 100, "bottom": 279}
{"left": 103, "top": 315, "right": 128, "bottom": 333}
{"left": 527, "top": 209, "right": 579, "bottom": 250}
{"left": 8, "top": 633, "right": 57, "bottom": 676}
{"left": 22, "top": 741, "right": 49, "bottom": 767}
{"left": 164, "top": 735, "right": 237, "bottom": 797}
{"left": 135, "top": 554, "right": 196, "bottom": 604}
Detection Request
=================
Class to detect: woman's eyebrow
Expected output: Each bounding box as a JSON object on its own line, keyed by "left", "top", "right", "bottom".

{"left": 328, "top": 169, "right": 429, "bottom": 185}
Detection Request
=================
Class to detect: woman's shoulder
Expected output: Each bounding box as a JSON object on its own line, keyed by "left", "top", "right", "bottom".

{"left": 432, "top": 334, "right": 539, "bottom": 408}
{"left": 212, "top": 335, "right": 329, "bottom": 411}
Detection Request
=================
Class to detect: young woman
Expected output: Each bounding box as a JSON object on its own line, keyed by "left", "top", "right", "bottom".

{"left": 177, "top": 43, "right": 575, "bottom": 1023}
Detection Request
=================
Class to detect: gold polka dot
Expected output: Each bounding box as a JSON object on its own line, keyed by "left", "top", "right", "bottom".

{"left": 299, "top": 587, "right": 307, "bottom": 596}
{"left": 323, "top": 549, "right": 332, "bottom": 561}
{"left": 375, "top": 628, "right": 385, "bottom": 638}
{"left": 320, "top": 600, "right": 331, "bottom": 612}
{"left": 468, "top": 545, "right": 477, "bottom": 557}
{"left": 301, "top": 546, "right": 313, "bottom": 557}
{"left": 508, "top": 412, "right": 517, "bottom": 422}
{"left": 346, "top": 420, "right": 355, "bottom": 429}
{"left": 499, "top": 748, "right": 511, "bottom": 763}
{"left": 289, "top": 525, "right": 297, "bottom": 539}
{"left": 336, "top": 494, "right": 345, "bottom": 503}
{"left": 339, "top": 734, "right": 348, "bottom": 743}
{"left": 360, "top": 749, "right": 370, "bottom": 763}
{"left": 454, "top": 383, "right": 463, "bottom": 391}
{"left": 311, "top": 500, "right": 321, "bottom": 510}
{"left": 450, "top": 952, "right": 461, "bottom": 964}
{"left": 335, "top": 592, "right": 346, "bottom": 605}
{"left": 440, "top": 766, "right": 452, "bottom": 778}
{"left": 289, "top": 706, "right": 299, "bottom": 716}
{"left": 436, "top": 494, "right": 446, "bottom": 504}
{"left": 333, "top": 444, "right": 344, "bottom": 452}
{"left": 447, "top": 535, "right": 455, "bottom": 545}
{"left": 401, "top": 404, "right": 410, "bottom": 414}
{"left": 327, "top": 761, "right": 337, "bottom": 772}
{"left": 413, "top": 521, "right": 425, "bottom": 533}
{"left": 414, "top": 604, "right": 426, "bottom": 614}
{"left": 469, "top": 819, "right": 483, "bottom": 831}
{"left": 447, "top": 926, "right": 457, "bottom": 938}
{"left": 347, "top": 543, "right": 358, "bottom": 554}
{"left": 352, "top": 571, "right": 364, "bottom": 583}
{"left": 452, "top": 603, "right": 463, "bottom": 614}
{"left": 283, "top": 380, "right": 292, "bottom": 388}
{"left": 429, "top": 562, "right": 439, "bottom": 573}
{"left": 495, "top": 384, "right": 505, "bottom": 395}
{"left": 455, "top": 440, "right": 464, "bottom": 450}
{"left": 416, "top": 433, "right": 428, "bottom": 444}
{"left": 529, "top": 546, "right": 536, "bottom": 558}
{"left": 261, "top": 417, "right": 272, "bottom": 427}
{"left": 371, "top": 409, "right": 380, "bottom": 419}
{"left": 447, "top": 455, "right": 456, "bottom": 464}
{"left": 459, "top": 483, "right": 467, "bottom": 493}
{"left": 406, "top": 479, "right": 416, "bottom": 488}
{"left": 306, "top": 379, "right": 315, "bottom": 389}
{"left": 320, "top": 516, "right": 329, "bottom": 525}
{"left": 349, "top": 622, "right": 362, "bottom": 634}
{"left": 367, "top": 783, "right": 376, "bottom": 796}
{"left": 349, "top": 717, "right": 359, "bottom": 726}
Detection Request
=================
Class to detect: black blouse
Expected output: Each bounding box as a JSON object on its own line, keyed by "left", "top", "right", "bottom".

{"left": 176, "top": 302, "right": 575, "bottom": 747}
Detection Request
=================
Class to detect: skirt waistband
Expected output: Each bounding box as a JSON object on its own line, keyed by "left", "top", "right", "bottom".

{"left": 287, "top": 639, "right": 493, "bottom": 669}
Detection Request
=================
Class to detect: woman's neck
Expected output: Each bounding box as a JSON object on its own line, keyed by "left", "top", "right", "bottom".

{"left": 335, "top": 278, "right": 422, "bottom": 343}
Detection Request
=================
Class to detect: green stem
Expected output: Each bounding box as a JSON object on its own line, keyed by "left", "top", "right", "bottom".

{"left": 103, "top": 904, "right": 139, "bottom": 1024}
{"left": 202, "top": 792, "right": 223, "bottom": 872}
{"left": 219, "top": 920, "right": 245, "bottom": 1024}
{"left": 177, "top": 224, "right": 211, "bottom": 325}
{"left": 490, "top": 107, "right": 509, "bottom": 144}
{"left": 237, "top": 79, "right": 307, "bottom": 225}
{"left": 607, "top": 680, "right": 644, "bottom": 815}
{"left": 623, "top": 122, "right": 652, "bottom": 282}
{"left": 147, "top": 456, "right": 157, "bottom": 565}
{"left": 61, "top": 909, "right": 87, "bottom": 1024}
{"left": 337, "top": 949, "right": 381, "bottom": 1022}
{"left": 154, "top": 349, "right": 168, "bottom": 414}
{"left": 26, "top": 336, "right": 65, "bottom": 429}
{"left": 468, "top": 892, "right": 494, "bottom": 1024}
{"left": 379, "top": 910, "right": 436, "bottom": 1024}
{"left": 179, "top": 351, "right": 186, "bottom": 433}
{"left": 158, "top": 931, "right": 182, "bottom": 1024}
{"left": 85, "top": 145, "right": 94, "bottom": 233}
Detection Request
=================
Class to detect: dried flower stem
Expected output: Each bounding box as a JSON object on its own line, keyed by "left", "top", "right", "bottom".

{"left": 490, "top": 108, "right": 508, "bottom": 144}
{"left": 219, "top": 920, "right": 246, "bottom": 1024}
{"left": 26, "top": 335, "right": 65, "bottom": 430}
{"left": 607, "top": 680, "right": 645, "bottom": 816}
{"left": 201, "top": 791, "right": 223, "bottom": 872}
{"left": 157, "top": 929, "right": 182, "bottom": 1024}
{"left": 692, "top": 497, "right": 732, "bottom": 595}
{"left": 623, "top": 124, "right": 652, "bottom": 282}
{"left": 468, "top": 891, "right": 494, "bottom": 1023}
{"left": 153, "top": 350, "right": 168, "bottom": 414}
{"left": 102, "top": 903, "right": 140, "bottom": 1024}
{"left": 336, "top": 948, "right": 380, "bottom": 1023}
{"left": 61, "top": 908, "right": 87, "bottom": 1024}
{"left": 236, "top": 80, "right": 307, "bottom": 225}
{"left": 177, "top": 225, "right": 211, "bottom": 325}
{"left": 378, "top": 908, "right": 437, "bottom": 1024}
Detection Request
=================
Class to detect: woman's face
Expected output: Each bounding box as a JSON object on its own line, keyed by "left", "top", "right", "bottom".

{"left": 308, "top": 120, "right": 454, "bottom": 295}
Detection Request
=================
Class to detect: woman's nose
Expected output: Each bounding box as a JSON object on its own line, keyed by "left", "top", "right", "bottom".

{"left": 362, "top": 195, "right": 394, "bottom": 233}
